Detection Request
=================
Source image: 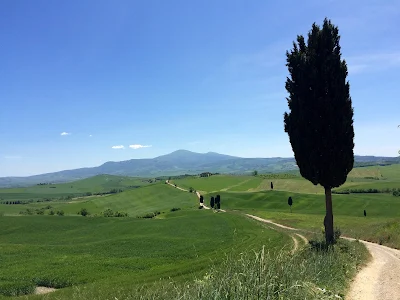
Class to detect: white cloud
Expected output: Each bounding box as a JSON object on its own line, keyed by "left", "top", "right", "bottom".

{"left": 111, "top": 145, "right": 125, "bottom": 149}
{"left": 346, "top": 52, "right": 400, "bottom": 74}
{"left": 129, "top": 144, "right": 152, "bottom": 149}
{"left": 89, "top": 135, "right": 93, "bottom": 137}
{"left": 61, "top": 132, "right": 71, "bottom": 136}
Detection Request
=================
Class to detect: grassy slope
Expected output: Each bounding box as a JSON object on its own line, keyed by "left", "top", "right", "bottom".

{"left": 0, "top": 183, "right": 197, "bottom": 217}
{"left": 171, "top": 165, "right": 400, "bottom": 195}
{"left": 211, "top": 190, "right": 400, "bottom": 248}
{"left": 0, "top": 211, "right": 290, "bottom": 299}
{"left": 170, "top": 175, "right": 252, "bottom": 192}
{"left": 0, "top": 175, "right": 151, "bottom": 201}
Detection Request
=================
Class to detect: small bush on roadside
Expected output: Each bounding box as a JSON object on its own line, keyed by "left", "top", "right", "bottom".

{"left": 170, "top": 207, "right": 181, "bottom": 212}
{"left": 56, "top": 210, "right": 64, "bottom": 216}
{"left": 49, "top": 210, "right": 55, "bottom": 215}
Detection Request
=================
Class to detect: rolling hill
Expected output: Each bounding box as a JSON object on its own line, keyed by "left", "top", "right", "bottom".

{"left": 0, "top": 149, "right": 398, "bottom": 188}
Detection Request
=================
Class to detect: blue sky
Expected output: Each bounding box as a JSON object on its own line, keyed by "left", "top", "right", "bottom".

{"left": 1, "top": 0, "right": 399, "bottom": 176}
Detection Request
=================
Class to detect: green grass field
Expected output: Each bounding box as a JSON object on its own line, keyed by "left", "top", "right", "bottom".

{"left": 171, "top": 165, "right": 400, "bottom": 195}
{"left": 204, "top": 189, "right": 400, "bottom": 248}
{"left": 1, "top": 164, "right": 398, "bottom": 299}
{"left": 0, "top": 209, "right": 290, "bottom": 299}
{"left": 0, "top": 183, "right": 199, "bottom": 217}
{"left": 0, "top": 175, "right": 153, "bottom": 201}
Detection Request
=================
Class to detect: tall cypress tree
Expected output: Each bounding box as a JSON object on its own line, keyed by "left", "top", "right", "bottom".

{"left": 284, "top": 18, "right": 354, "bottom": 244}
{"left": 210, "top": 196, "right": 215, "bottom": 208}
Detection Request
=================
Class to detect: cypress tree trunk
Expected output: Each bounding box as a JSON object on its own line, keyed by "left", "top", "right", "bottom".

{"left": 324, "top": 187, "right": 334, "bottom": 244}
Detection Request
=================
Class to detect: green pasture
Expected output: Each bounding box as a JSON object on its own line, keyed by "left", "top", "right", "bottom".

{"left": 0, "top": 175, "right": 152, "bottom": 201}
{"left": 0, "top": 183, "right": 197, "bottom": 217}
{"left": 208, "top": 190, "right": 400, "bottom": 248}
{"left": 0, "top": 210, "right": 289, "bottom": 299}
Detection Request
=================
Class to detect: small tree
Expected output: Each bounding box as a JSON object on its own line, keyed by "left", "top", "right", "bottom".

{"left": 199, "top": 195, "right": 204, "bottom": 204}
{"left": 56, "top": 210, "right": 64, "bottom": 216}
{"left": 271, "top": 182, "right": 274, "bottom": 190}
{"left": 252, "top": 170, "right": 258, "bottom": 176}
{"left": 288, "top": 196, "right": 293, "bottom": 213}
{"left": 364, "top": 210, "right": 366, "bottom": 217}
{"left": 79, "top": 208, "right": 89, "bottom": 217}
{"left": 215, "top": 195, "right": 221, "bottom": 209}
{"left": 284, "top": 18, "right": 355, "bottom": 244}
{"left": 210, "top": 197, "right": 215, "bottom": 208}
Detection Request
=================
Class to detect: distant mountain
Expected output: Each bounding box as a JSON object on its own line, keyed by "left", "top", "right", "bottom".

{"left": 0, "top": 150, "right": 398, "bottom": 188}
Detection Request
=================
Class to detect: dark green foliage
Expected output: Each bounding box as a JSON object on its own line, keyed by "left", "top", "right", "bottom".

{"left": 102, "top": 208, "right": 128, "bottom": 217}
{"left": 252, "top": 170, "right": 258, "bottom": 176}
{"left": 271, "top": 182, "right": 273, "bottom": 190}
{"left": 284, "top": 18, "right": 354, "bottom": 189}
{"left": 137, "top": 211, "right": 161, "bottom": 219}
{"left": 364, "top": 210, "right": 366, "bottom": 217}
{"left": 215, "top": 194, "right": 221, "bottom": 209}
{"left": 288, "top": 196, "right": 293, "bottom": 212}
{"left": 170, "top": 207, "right": 181, "bottom": 212}
{"left": 102, "top": 208, "right": 114, "bottom": 217}
{"left": 210, "top": 197, "right": 215, "bottom": 208}
{"left": 78, "top": 208, "right": 89, "bottom": 217}
{"left": 199, "top": 195, "right": 204, "bottom": 203}
{"left": 56, "top": 210, "right": 64, "bottom": 216}
{"left": 189, "top": 187, "right": 193, "bottom": 193}
{"left": 284, "top": 18, "right": 354, "bottom": 244}
{"left": 49, "top": 210, "right": 55, "bottom": 215}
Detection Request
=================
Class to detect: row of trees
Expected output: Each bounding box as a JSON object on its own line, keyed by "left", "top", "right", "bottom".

{"left": 210, "top": 195, "right": 221, "bottom": 209}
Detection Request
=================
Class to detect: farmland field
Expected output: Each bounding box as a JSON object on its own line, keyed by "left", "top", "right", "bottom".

{"left": 0, "top": 175, "right": 154, "bottom": 201}
{"left": 1, "top": 164, "right": 399, "bottom": 299}
{"left": 0, "top": 210, "right": 290, "bottom": 299}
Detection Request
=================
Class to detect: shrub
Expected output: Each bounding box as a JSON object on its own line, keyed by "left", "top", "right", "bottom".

{"left": 137, "top": 211, "right": 161, "bottom": 219}
{"left": 170, "top": 207, "right": 181, "bottom": 212}
{"left": 113, "top": 211, "right": 128, "bottom": 217}
{"left": 78, "top": 208, "right": 89, "bottom": 217}
{"left": 56, "top": 210, "right": 64, "bottom": 216}
{"left": 102, "top": 209, "right": 114, "bottom": 217}
{"left": 49, "top": 210, "right": 55, "bottom": 215}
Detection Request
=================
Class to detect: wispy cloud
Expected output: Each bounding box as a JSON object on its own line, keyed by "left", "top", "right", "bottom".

{"left": 61, "top": 132, "right": 71, "bottom": 136}
{"left": 129, "top": 144, "right": 152, "bottom": 149}
{"left": 89, "top": 135, "right": 93, "bottom": 137}
{"left": 111, "top": 145, "right": 125, "bottom": 149}
{"left": 346, "top": 52, "right": 400, "bottom": 74}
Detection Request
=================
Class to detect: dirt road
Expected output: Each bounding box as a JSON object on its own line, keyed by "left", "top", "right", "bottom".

{"left": 246, "top": 214, "right": 400, "bottom": 300}
{"left": 345, "top": 238, "right": 400, "bottom": 300}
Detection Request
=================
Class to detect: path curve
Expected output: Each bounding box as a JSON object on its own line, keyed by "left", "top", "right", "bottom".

{"left": 167, "top": 183, "right": 400, "bottom": 298}
{"left": 246, "top": 214, "right": 400, "bottom": 300}
{"left": 344, "top": 238, "right": 400, "bottom": 300}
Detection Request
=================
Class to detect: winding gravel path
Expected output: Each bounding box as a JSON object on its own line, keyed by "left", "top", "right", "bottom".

{"left": 345, "top": 238, "right": 400, "bottom": 300}
{"left": 166, "top": 182, "right": 400, "bottom": 299}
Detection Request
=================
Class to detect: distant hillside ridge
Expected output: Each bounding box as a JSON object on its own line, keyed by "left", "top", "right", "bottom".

{"left": 0, "top": 149, "right": 398, "bottom": 188}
